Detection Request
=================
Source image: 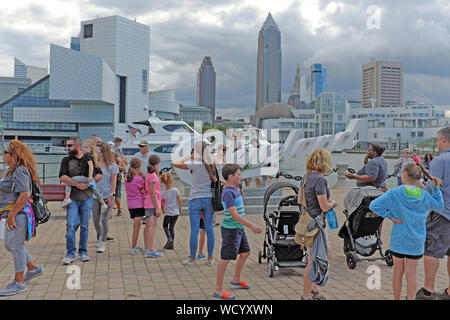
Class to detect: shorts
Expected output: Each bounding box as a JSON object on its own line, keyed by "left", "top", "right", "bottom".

{"left": 199, "top": 217, "right": 205, "bottom": 230}
{"left": 424, "top": 211, "right": 450, "bottom": 259}
{"left": 145, "top": 208, "right": 156, "bottom": 217}
{"left": 129, "top": 208, "right": 145, "bottom": 219}
{"left": 220, "top": 227, "right": 251, "bottom": 260}
{"left": 390, "top": 251, "right": 423, "bottom": 260}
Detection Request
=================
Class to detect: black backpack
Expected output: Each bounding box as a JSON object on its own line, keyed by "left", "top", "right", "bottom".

{"left": 30, "top": 181, "right": 51, "bottom": 224}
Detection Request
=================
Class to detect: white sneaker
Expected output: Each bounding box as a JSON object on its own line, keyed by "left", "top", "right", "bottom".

{"left": 97, "top": 240, "right": 105, "bottom": 253}
{"left": 61, "top": 199, "right": 72, "bottom": 208}
{"left": 101, "top": 204, "right": 109, "bottom": 214}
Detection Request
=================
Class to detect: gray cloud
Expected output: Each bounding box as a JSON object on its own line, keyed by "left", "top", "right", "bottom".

{"left": 0, "top": 0, "right": 449, "bottom": 120}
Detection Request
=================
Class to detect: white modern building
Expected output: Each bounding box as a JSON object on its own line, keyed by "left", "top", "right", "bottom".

{"left": 0, "top": 77, "right": 31, "bottom": 104}
{"left": 149, "top": 89, "right": 179, "bottom": 120}
{"left": 14, "top": 58, "right": 48, "bottom": 84}
{"left": 1, "top": 15, "right": 151, "bottom": 143}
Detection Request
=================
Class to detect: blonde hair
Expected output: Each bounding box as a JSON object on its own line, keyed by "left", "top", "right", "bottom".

{"left": 82, "top": 139, "right": 99, "bottom": 168}
{"left": 403, "top": 162, "right": 426, "bottom": 182}
{"left": 306, "top": 148, "right": 332, "bottom": 175}
{"left": 160, "top": 172, "right": 173, "bottom": 187}
{"left": 126, "top": 157, "right": 142, "bottom": 183}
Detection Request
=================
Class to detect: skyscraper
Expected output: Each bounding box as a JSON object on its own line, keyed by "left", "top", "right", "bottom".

{"left": 305, "top": 63, "right": 326, "bottom": 103}
{"left": 361, "top": 60, "right": 403, "bottom": 108}
{"left": 14, "top": 58, "right": 48, "bottom": 84}
{"left": 256, "top": 13, "right": 281, "bottom": 112}
{"left": 70, "top": 36, "right": 80, "bottom": 51}
{"left": 287, "top": 64, "right": 301, "bottom": 109}
{"left": 196, "top": 56, "right": 216, "bottom": 123}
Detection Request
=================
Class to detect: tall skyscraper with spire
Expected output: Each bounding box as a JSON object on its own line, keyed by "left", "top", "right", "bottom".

{"left": 287, "top": 64, "right": 301, "bottom": 109}
{"left": 256, "top": 13, "right": 281, "bottom": 112}
{"left": 196, "top": 56, "right": 216, "bottom": 123}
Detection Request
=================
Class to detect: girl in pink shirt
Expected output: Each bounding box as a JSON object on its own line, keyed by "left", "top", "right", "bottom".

{"left": 124, "top": 158, "right": 145, "bottom": 255}
{"left": 142, "top": 155, "right": 163, "bottom": 258}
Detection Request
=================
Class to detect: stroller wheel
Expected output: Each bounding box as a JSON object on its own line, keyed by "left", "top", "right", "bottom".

{"left": 384, "top": 250, "right": 394, "bottom": 266}
{"left": 268, "top": 259, "right": 274, "bottom": 277}
{"left": 343, "top": 242, "right": 352, "bottom": 255}
{"left": 346, "top": 252, "right": 358, "bottom": 269}
{"left": 258, "top": 251, "right": 263, "bottom": 264}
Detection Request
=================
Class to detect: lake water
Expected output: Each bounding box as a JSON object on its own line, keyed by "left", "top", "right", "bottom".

{"left": 32, "top": 152, "right": 399, "bottom": 187}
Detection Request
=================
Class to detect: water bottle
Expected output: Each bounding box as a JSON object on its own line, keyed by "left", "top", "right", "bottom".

{"left": 326, "top": 209, "right": 338, "bottom": 230}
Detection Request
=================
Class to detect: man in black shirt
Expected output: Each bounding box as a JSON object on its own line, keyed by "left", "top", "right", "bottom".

{"left": 59, "top": 137, "right": 103, "bottom": 264}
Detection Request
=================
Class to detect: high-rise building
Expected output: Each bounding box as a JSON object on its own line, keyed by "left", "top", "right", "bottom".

{"left": 256, "top": 13, "right": 281, "bottom": 112}
{"left": 361, "top": 60, "right": 403, "bottom": 108}
{"left": 14, "top": 58, "right": 48, "bottom": 84}
{"left": 196, "top": 56, "right": 216, "bottom": 123}
{"left": 70, "top": 36, "right": 80, "bottom": 51}
{"left": 287, "top": 64, "right": 301, "bottom": 109}
{"left": 305, "top": 63, "right": 326, "bottom": 103}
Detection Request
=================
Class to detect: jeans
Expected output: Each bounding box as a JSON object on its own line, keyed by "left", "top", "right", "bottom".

{"left": 163, "top": 215, "right": 179, "bottom": 241}
{"left": 65, "top": 197, "right": 93, "bottom": 257}
{"left": 397, "top": 176, "right": 402, "bottom": 186}
{"left": 92, "top": 198, "right": 112, "bottom": 242}
{"left": 188, "top": 197, "right": 214, "bottom": 259}
{"left": 4, "top": 213, "right": 32, "bottom": 273}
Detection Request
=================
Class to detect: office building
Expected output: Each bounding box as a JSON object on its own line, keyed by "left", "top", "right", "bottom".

{"left": 14, "top": 58, "right": 48, "bottom": 84}
{"left": 70, "top": 36, "right": 81, "bottom": 51}
{"left": 305, "top": 63, "right": 327, "bottom": 103}
{"left": 180, "top": 104, "right": 212, "bottom": 124}
{"left": 287, "top": 64, "right": 301, "bottom": 109}
{"left": 196, "top": 56, "right": 216, "bottom": 122}
{"left": 149, "top": 89, "right": 179, "bottom": 120}
{"left": 255, "top": 13, "right": 281, "bottom": 112}
{"left": 361, "top": 60, "right": 403, "bottom": 108}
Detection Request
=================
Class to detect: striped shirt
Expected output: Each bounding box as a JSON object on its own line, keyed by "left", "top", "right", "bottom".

{"left": 221, "top": 186, "right": 245, "bottom": 229}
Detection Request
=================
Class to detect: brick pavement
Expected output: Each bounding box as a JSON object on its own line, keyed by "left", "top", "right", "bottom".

{"left": 0, "top": 185, "right": 447, "bottom": 300}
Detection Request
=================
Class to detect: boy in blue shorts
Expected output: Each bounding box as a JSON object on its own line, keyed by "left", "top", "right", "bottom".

{"left": 213, "top": 164, "right": 262, "bottom": 300}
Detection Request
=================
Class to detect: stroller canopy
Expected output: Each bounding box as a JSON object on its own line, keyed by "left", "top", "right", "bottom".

{"left": 343, "top": 186, "right": 384, "bottom": 215}
{"left": 263, "top": 181, "right": 299, "bottom": 218}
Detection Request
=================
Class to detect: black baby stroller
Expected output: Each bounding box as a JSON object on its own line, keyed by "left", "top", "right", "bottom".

{"left": 338, "top": 186, "right": 394, "bottom": 269}
{"left": 258, "top": 182, "right": 306, "bottom": 277}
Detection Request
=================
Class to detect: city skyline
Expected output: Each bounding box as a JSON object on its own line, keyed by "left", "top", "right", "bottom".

{"left": 0, "top": 1, "right": 450, "bottom": 120}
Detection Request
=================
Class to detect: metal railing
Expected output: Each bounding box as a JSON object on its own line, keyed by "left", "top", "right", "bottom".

{"left": 0, "top": 162, "right": 61, "bottom": 184}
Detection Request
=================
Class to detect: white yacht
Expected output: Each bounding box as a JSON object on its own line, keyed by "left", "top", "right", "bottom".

{"left": 118, "top": 116, "right": 200, "bottom": 169}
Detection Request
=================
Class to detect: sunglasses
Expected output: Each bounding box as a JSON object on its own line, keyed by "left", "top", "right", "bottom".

{"left": 66, "top": 144, "right": 75, "bottom": 148}
{"left": 3, "top": 150, "right": 11, "bottom": 155}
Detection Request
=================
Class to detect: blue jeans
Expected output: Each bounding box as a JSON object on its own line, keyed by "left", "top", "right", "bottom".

{"left": 188, "top": 197, "right": 215, "bottom": 259}
{"left": 65, "top": 197, "right": 93, "bottom": 257}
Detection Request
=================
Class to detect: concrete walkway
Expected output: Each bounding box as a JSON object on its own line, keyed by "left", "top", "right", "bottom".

{"left": 0, "top": 185, "right": 447, "bottom": 300}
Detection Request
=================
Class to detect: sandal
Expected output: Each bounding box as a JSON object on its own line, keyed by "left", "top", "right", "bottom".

{"left": 117, "top": 210, "right": 122, "bottom": 216}
{"left": 311, "top": 290, "right": 327, "bottom": 300}
{"left": 229, "top": 280, "right": 250, "bottom": 289}
{"left": 213, "top": 291, "right": 236, "bottom": 300}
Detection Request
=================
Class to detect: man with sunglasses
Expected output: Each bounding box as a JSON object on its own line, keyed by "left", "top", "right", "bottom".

{"left": 394, "top": 148, "right": 414, "bottom": 186}
{"left": 59, "top": 137, "right": 103, "bottom": 265}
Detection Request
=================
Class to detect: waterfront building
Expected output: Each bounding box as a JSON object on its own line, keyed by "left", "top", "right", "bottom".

{"left": 0, "top": 77, "right": 31, "bottom": 104}
{"left": 179, "top": 104, "right": 212, "bottom": 124}
{"left": 148, "top": 89, "right": 179, "bottom": 120}
{"left": 315, "top": 92, "right": 348, "bottom": 135}
{"left": 196, "top": 56, "right": 216, "bottom": 122}
{"left": 0, "top": 15, "right": 151, "bottom": 144}
{"left": 14, "top": 58, "right": 48, "bottom": 84}
{"left": 255, "top": 13, "right": 281, "bottom": 112}
{"left": 361, "top": 60, "right": 403, "bottom": 108}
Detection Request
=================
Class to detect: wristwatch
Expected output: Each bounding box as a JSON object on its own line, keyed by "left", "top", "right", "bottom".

{"left": 110, "top": 193, "right": 116, "bottom": 197}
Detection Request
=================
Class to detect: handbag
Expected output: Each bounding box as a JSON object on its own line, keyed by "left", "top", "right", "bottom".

{"left": 30, "top": 180, "right": 51, "bottom": 224}
{"left": 211, "top": 165, "right": 224, "bottom": 212}
{"left": 294, "top": 172, "right": 320, "bottom": 249}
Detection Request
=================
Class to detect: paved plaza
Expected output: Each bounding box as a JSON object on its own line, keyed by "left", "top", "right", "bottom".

{"left": 0, "top": 186, "right": 447, "bottom": 300}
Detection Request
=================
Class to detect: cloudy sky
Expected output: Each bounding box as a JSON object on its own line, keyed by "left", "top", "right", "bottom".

{"left": 0, "top": 0, "right": 449, "bottom": 119}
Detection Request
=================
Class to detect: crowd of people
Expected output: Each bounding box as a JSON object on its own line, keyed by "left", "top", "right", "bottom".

{"left": 0, "top": 127, "right": 448, "bottom": 301}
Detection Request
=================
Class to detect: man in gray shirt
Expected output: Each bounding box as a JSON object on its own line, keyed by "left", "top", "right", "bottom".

{"left": 417, "top": 126, "right": 450, "bottom": 300}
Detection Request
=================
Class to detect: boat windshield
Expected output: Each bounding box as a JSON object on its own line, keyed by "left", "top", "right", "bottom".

{"left": 163, "top": 124, "right": 194, "bottom": 133}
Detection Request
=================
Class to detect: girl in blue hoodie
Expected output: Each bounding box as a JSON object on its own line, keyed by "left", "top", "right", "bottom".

{"left": 369, "top": 162, "right": 444, "bottom": 300}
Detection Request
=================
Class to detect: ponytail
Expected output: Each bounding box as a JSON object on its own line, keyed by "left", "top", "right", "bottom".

{"left": 147, "top": 154, "right": 161, "bottom": 175}
{"left": 126, "top": 157, "right": 142, "bottom": 182}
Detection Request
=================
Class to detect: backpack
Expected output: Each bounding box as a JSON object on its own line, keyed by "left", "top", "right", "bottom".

{"left": 30, "top": 180, "right": 51, "bottom": 224}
